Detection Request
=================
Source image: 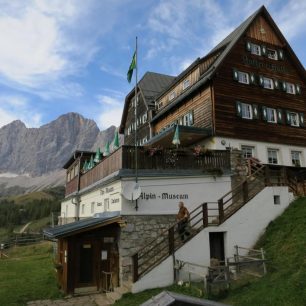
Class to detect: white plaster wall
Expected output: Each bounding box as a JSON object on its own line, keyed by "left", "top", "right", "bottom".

{"left": 132, "top": 186, "right": 294, "bottom": 292}
{"left": 203, "top": 136, "right": 306, "bottom": 167}
{"left": 122, "top": 176, "right": 231, "bottom": 215}
{"left": 60, "top": 198, "right": 77, "bottom": 220}
{"left": 132, "top": 256, "right": 174, "bottom": 293}
{"left": 78, "top": 180, "right": 122, "bottom": 218}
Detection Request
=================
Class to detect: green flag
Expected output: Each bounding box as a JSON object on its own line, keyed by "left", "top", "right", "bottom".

{"left": 82, "top": 160, "right": 88, "bottom": 172}
{"left": 103, "top": 141, "right": 110, "bottom": 157}
{"left": 94, "top": 147, "right": 102, "bottom": 163}
{"left": 127, "top": 51, "right": 136, "bottom": 83}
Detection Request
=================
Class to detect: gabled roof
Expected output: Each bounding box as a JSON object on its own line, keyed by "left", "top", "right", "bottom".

{"left": 43, "top": 211, "right": 121, "bottom": 239}
{"left": 119, "top": 72, "right": 174, "bottom": 133}
{"left": 151, "top": 5, "right": 306, "bottom": 122}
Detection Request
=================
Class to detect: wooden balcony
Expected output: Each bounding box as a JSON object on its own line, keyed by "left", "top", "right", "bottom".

{"left": 65, "top": 146, "right": 231, "bottom": 196}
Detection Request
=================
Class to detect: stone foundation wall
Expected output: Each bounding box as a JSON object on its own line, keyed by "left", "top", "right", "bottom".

{"left": 118, "top": 214, "right": 176, "bottom": 282}
{"left": 230, "top": 149, "right": 248, "bottom": 189}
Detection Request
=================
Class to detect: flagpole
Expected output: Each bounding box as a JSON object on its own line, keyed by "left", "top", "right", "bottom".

{"left": 134, "top": 36, "right": 138, "bottom": 184}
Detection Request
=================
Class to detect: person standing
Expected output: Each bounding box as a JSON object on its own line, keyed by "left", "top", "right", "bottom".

{"left": 176, "top": 201, "right": 190, "bottom": 241}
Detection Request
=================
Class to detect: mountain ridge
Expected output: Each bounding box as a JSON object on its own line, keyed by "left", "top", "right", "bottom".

{"left": 0, "top": 112, "right": 118, "bottom": 195}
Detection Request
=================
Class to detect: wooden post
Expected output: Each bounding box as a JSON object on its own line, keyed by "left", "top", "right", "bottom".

{"left": 132, "top": 253, "right": 138, "bottom": 282}
{"left": 261, "top": 248, "right": 267, "bottom": 275}
{"left": 202, "top": 203, "right": 208, "bottom": 227}
{"left": 235, "top": 245, "right": 240, "bottom": 274}
{"left": 242, "top": 181, "right": 248, "bottom": 203}
{"left": 168, "top": 227, "right": 175, "bottom": 255}
{"left": 218, "top": 199, "right": 224, "bottom": 223}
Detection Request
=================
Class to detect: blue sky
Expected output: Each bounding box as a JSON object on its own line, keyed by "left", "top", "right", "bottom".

{"left": 0, "top": 0, "right": 305, "bottom": 130}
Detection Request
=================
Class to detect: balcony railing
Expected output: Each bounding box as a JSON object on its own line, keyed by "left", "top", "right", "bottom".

{"left": 66, "top": 146, "right": 231, "bottom": 196}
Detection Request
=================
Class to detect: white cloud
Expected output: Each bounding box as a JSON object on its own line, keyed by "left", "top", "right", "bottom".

{"left": 0, "top": 94, "right": 42, "bottom": 128}
{"left": 97, "top": 106, "right": 123, "bottom": 130}
{"left": 97, "top": 95, "right": 122, "bottom": 106}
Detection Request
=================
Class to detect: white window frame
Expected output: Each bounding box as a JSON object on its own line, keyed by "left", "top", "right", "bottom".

{"left": 142, "top": 113, "right": 147, "bottom": 123}
{"left": 157, "top": 101, "right": 163, "bottom": 110}
{"left": 267, "top": 149, "right": 279, "bottom": 165}
{"left": 291, "top": 150, "right": 302, "bottom": 167}
{"left": 238, "top": 71, "right": 249, "bottom": 84}
{"left": 263, "top": 77, "right": 274, "bottom": 90}
{"left": 267, "top": 48, "right": 278, "bottom": 60}
{"left": 182, "top": 79, "right": 190, "bottom": 90}
{"left": 81, "top": 204, "right": 85, "bottom": 214}
{"left": 289, "top": 112, "right": 299, "bottom": 127}
{"left": 241, "top": 103, "right": 253, "bottom": 119}
{"left": 286, "top": 82, "right": 296, "bottom": 94}
{"left": 241, "top": 145, "right": 255, "bottom": 159}
{"left": 267, "top": 108, "right": 277, "bottom": 123}
{"left": 251, "top": 43, "right": 261, "bottom": 56}
{"left": 169, "top": 91, "right": 176, "bottom": 101}
{"left": 91, "top": 202, "right": 95, "bottom": 214}
{"left": 104, "top": 199, "right": 109, "bottom": 211}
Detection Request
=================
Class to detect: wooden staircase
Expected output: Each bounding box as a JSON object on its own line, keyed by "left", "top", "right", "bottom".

{"left": 132, "top": 161, "right": 289, "bottom": 282}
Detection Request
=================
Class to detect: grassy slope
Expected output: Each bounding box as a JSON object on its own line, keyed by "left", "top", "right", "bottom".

{"left": 221, "top": 197, "right": 306, "bottom": 306}
{"left": 8, "top": 191, "right": 54, "bottom": 205}
{"left": 0, "top": 242, "right": 61, "bottom": 306}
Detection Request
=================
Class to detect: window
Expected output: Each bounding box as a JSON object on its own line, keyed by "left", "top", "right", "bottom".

{"left": 267, "top": 48, "right": 278, "bottom": 60}
{"left": 251, "top": 43, "right": 261, "bottom": 56}
{"left": 143, "top": 136, "right": 148, "bottom": 144}
{"left": 142, "top": 113, "right": 147, "bottom": 123}
{"left": 267, "top": 149, "right": 279, "bottom": 164}
{"left": 267, "top": 108, "right": 277, "bottom": 123}
{"left": 81, "top": 204, "right": 85, "bottom": 214}
{"left": 238, "top": 71, "right": 249, "bottom": 84}
{"left": 241, "top": 145, "right": 255, "bottom": 158}
{"left": 157, "top": 101, "right": 163, "bottom": 109}
{"left": 91, "top": 202, "right": 95, "bottom": 214}
{"left": 263, "top": 77, "right": 274, "bottom": 89}
{"left": 289, "top": 112, "right": 299, "bottom": 127}
{"left": 182, "top": 111, "right": 194, "bottom": 126}
{"left": 169, "top": 91, "right": 176, "bottom": 101}
{"left": 241, "top": 103, "right": 253, "bottom": 119}
{"left": 104, "top": 199, "right": 109, "bottom": 211}
{"left": 274, "top": 195, "right": 280, "bottom": 205}
{"left": 291, "top": 151, "right": 302, "bottom": 167}
{"left": 286, "top": 82, "right": 296, "bottom": 94}
{"left": 183, "top": 79, "right": 190, "bottom": 90}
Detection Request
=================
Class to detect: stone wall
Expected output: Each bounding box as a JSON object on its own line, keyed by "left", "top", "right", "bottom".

{"left": 118, "top": 214, "right": 176, "bottom": 282}
{"left": 230, "top": 149, "right": 248, "bottom": 189}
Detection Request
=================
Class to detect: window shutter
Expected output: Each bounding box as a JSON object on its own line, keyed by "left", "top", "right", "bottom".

{"left": 246, "top": 41, "right": 251, "bottom": 52}
{"left": 236, "top": 101, "right": 242, "bottom": 117}
{"left": 278, "top": 49, "right": 284, "bottom": 60}
{"left": 299, "top": 113, "right": 304, "bottom": 127}
{"left": 277, "top": 109, "right": 283, "bottom": 124}
{"left": 189, "top": 110, "right": 194, "bottom": 125}
{"left": 285, "top": 111, "right": 291, "bottom": 125}
{"left": 232, "top": 68, "right": 238, "bottom": 81}
{"left": 281, "top": 81, "right": 287, "bottom": 92}
{"left": 250, "top": 73, "right": 256, "bottom": 85}
{"left": 261, "top": 45, "right": 267, "bottom": 56}
{"left": 274, "top": 79, "right": 279, "bottom": 89}
{"left": 296, "top": 84, "right": 301, "bottom": 95}
{"left": 253, "top": 104, "right": 259, "bottom": 119}
{"left": 259, "top": 75, "right": 264, "bottom": 87}
{"left": 262, "top": 106, "right": 267, "bottom": 121}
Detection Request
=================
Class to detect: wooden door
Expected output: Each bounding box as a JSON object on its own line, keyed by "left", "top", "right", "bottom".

{"left": 209, "top": 232, "right": 225, "bottom": 262}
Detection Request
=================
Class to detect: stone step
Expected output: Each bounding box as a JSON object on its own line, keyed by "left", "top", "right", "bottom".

{"left": 106, "top": 291, "right": 122, "bottom": 303}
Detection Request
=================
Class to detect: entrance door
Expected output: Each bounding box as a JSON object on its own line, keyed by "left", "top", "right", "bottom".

{"left": 79, "top": 243, "right": 94, "bottom": 284}
{"left": 209, "top": 232, "right": 225, "bottom": 262}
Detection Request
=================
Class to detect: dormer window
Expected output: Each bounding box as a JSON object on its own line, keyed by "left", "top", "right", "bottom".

{"left": 251, "top": 43, "right": 261, "bottom": 56}
{"left": 267, "top": 48, "right": 278, "bottom": 60}
{"left": 182, "top": 79, "right": 190, "bottom": 90}
{"left": 169, "top": 91, "right": 176, "bottom": 101}
{"left": 157, "top": 101, "right": 163, "bottom": 110}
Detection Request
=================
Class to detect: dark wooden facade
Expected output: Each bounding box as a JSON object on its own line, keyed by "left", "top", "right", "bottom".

{"left": 119, "top": 6, "right": 305, "bottom": 150}
{"left": 213, "top": 18, "right": 306, "bottom": 146}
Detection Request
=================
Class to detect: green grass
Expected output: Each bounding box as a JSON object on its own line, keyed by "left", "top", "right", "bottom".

{"left": 0, "top": 242, "right": 62, "bottom": 306}
{"left": 27, "top": 217, "right": 51, "bottom": 232}
{"left": 220, "top": 197, "right": 306, "bottom": 306}
{"left": 9, "top": 191, "right": 54, "bottom": 205}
